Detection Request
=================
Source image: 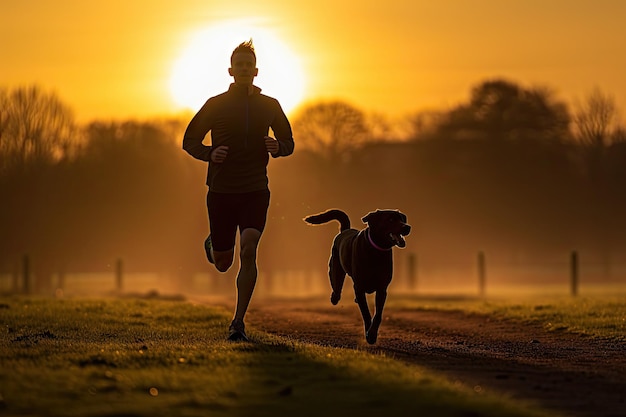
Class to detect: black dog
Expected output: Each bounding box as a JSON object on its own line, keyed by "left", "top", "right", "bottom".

{"left": 304, "top": 209, "right": 411, "bottom": 344}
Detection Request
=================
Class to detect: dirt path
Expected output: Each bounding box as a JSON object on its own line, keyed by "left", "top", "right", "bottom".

{"left": 238, "top": 296, "right": 626, "bottom": 417}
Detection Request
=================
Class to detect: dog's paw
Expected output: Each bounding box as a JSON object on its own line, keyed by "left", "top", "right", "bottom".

{"left": 330, "top": 292, "right": 341, "bottom": 305}
{"left": 365, "top": 330, "right": 378, "bottom": 344}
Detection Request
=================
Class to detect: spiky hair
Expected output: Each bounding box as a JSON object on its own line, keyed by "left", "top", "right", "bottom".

{"left": 231, "top": 39, "right": 256, "bottom": 63}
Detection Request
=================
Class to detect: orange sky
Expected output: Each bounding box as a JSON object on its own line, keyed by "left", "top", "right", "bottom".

{"left": 2, "top": 0, "right": 625, "bottom": 122}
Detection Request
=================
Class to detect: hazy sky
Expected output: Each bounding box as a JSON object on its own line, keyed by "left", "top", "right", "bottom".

{"left": 2, "top": 0, "right": 625, "bottom": 122}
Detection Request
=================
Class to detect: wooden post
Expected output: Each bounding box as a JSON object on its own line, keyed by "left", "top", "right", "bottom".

{"left": 407, "top": 253, "right": 417, "bottom": 292}
{"left": 57, "top": 264, "right": 66, "bottom": 297}
{"left": 570, "top": 251, "right": 579, "bottom": 297}
{"left": 12, "top": 260, "right": 20, "bottom": 293}
{"left": 22, "top": 255, "right": 31, "bottom": 294}
{"left": 58, "top": 267, "right": 66, "bottom": 291}
{"left": 115, "top": 258, "right": 123, "bottom": 293}
{"left": 477, "top": 251, "right": 486, "bottom": 297}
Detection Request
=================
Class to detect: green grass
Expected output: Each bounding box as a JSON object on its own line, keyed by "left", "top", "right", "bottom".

{"left": 0, "top": 296, "right": 553, "bottom": 417}
{"left": 391, "top": 294, "right": 626, "bottom": 341}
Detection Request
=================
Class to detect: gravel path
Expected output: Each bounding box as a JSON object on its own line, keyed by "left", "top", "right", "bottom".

{"left": 241, "top": 297, "right": 626, "bottom": 417}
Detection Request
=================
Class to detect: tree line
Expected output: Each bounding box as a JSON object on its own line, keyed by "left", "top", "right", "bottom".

{"left": 1, "top": 80, "right": 625, "bottom": 292}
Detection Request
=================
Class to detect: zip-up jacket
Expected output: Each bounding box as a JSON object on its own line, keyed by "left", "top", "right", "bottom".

{"left": 182, "top": 83, "right": 294, "bottom": 193}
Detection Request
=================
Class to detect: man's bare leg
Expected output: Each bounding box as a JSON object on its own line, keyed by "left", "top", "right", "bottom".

{"left": 233, "top": 228, "right": 261, "bottom": 321}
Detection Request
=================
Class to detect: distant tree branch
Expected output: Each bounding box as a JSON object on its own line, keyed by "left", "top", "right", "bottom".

{"left": 0, "top": 85, "right": 77, "bottom": 173}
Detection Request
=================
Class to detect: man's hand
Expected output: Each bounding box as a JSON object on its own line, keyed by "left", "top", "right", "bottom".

{"left": 210, "top": 145, "right": 229, "bottom": 163}
{"left": 264, "top": 136, "right": 280, "bottom": 155}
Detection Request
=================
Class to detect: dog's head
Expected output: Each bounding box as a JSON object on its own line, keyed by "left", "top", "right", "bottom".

{"left": 362, "top": 209, "right": 411, "bottom": 248}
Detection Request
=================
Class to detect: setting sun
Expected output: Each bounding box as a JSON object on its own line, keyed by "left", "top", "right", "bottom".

{"left": 169, "top": 20, "right": 306, "bottom": 115}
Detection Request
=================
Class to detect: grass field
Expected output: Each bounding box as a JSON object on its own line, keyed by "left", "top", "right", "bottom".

{"left": 0, "top": 295, "right": 570, "bottom": 417}
{"left": 390, "top": 294, "right": 626, "bottom": 341}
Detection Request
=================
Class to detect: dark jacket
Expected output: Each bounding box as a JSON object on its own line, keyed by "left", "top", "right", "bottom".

{"left": 182, "top": 83, "right": 294, "bottom": 193}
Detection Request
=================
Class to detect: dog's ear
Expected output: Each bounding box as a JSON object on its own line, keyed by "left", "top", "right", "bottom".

{"left": 362, "top": 210, "right": 381, "bottom": 224}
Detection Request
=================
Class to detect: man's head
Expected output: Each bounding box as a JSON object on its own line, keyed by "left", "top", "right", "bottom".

{"left": 229, "top": 40, "right": 258, "bottom": 86}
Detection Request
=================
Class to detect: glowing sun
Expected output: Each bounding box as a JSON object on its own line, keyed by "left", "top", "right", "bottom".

{"left": 169, "top": 20, "right": 306, "bottom": 114}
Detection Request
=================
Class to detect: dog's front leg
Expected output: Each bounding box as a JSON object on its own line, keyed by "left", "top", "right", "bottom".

{"left": 354, "top": 292, "right": 372, "bottom": 337}
{"left": 366, "top": 289, "right": 387, "bottom": 344}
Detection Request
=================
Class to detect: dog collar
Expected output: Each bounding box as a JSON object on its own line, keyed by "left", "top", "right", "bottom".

{"left": 366, "top": 229, "right": 392, "bottom": 251}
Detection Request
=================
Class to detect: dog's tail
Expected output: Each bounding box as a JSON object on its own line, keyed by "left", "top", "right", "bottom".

{"left": 304, "top": 209, "right": 350, "bottom": 231}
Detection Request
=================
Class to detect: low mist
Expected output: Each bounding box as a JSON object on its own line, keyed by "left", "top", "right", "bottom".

{"left": 1, "top": 83, "right": 625, "bottom": 298}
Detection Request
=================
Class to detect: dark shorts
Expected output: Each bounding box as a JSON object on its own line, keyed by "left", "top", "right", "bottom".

{"left": 207, "top": 189, "right": 271, "bottom": 251}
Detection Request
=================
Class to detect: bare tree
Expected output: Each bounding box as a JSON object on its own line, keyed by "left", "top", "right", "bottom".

{"left": 573, "top": 87, "right": 620, "bottom": 147}
{"left": 0, "top": 85, "right": 77, "bottom": 173}
{"left": 291, "top": 100, "right": 370, "bottom": 162}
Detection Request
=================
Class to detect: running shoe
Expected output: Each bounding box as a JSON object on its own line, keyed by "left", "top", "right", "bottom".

{"left": 228, "top": 318, "right": 248, "bottom": 342}
{"left": 204, "top": 235, "right": 214, "bottom": 264}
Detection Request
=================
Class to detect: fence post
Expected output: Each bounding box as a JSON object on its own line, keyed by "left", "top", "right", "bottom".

{"left": 22, "top": 254, "right": 31, "bottom": 295}
{"left": 116, "top": 258, "right": 124, "bottom": 293}
{"left": 477, "top": 251, "right": 486, "bottom": 297}
{"left": 570, "top": 251, "right": 579, "bottom": 297}
{"left": 12, "top": 260, "right": 20, "bottom": 293}
{"left": 407, "top": 253, "right": 417, "bottom": 292}
{"left": 58, "top": 267, "right": 66, "bottom": 291}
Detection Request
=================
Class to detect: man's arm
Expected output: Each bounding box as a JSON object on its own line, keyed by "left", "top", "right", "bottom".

{"left": 270, "top": 101, "right": 295, "bottom": 158}
{"left": 182, "top": 101, "right": 213, "bottom": 162}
